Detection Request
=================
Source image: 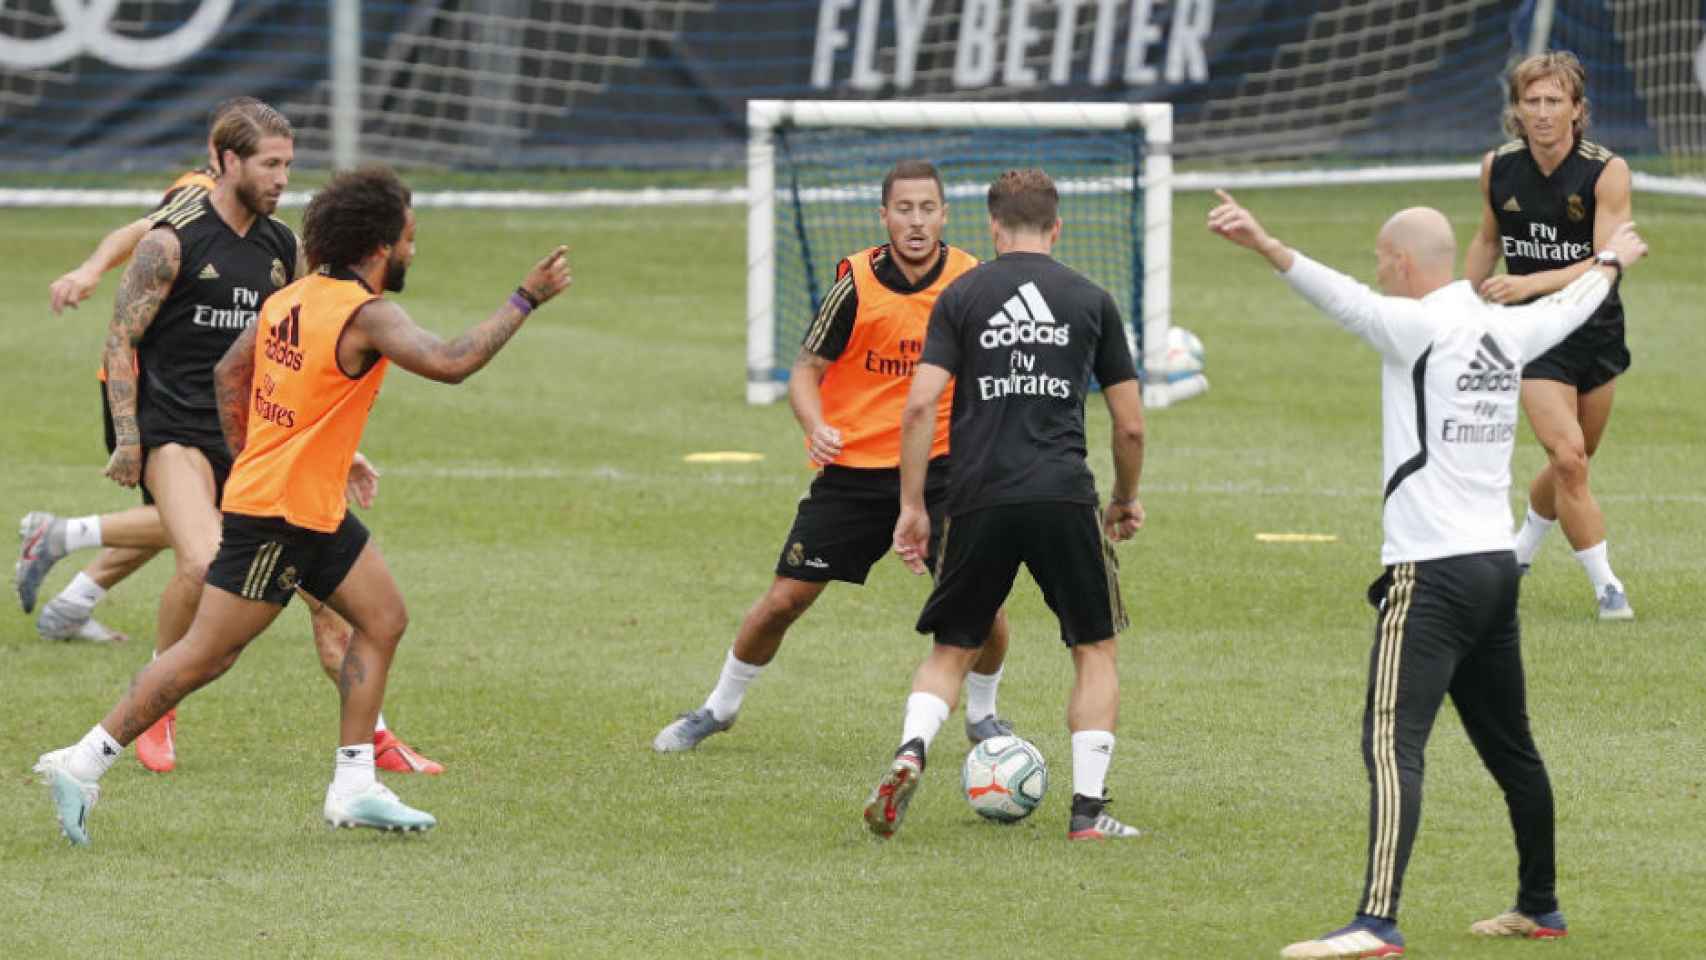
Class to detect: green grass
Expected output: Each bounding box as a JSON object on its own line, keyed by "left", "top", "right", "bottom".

{"left": 2, "top": 184, "right": 1703, "bottom": 958}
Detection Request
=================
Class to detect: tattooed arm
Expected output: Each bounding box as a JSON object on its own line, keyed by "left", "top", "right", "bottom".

{"left": 103, "top": 228, "right": 181, "bottom": 487}
{"left": 341, "top": 246, "right": 572, "bottom": 384}
{"left": 214, "top": 323, "right": 259, "bottom": 457}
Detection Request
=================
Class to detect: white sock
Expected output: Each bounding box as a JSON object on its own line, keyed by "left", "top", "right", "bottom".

{"left": 67, "top": 724, "right": 123, "bottom": 782}
{"left": 332, "top": 743, "right": 375, "bottom": 795}
{"left": 1573, "top": 541, "right": 1621, "bottom": 597}
{"left": 375, "top": 712, "right": 388, "bottom": 734}
{"left": 1071, "top": 730, "right": 1116, "bottom": 799}
{"left": 900, "top": 692, "right": 950, "bottom": 751}
{"left": 1514, "top": 507, "right": 1555, "bottom": 566}
{"left": 64, "top": 516, "right": 103, "bottom": 553}
{"left": 54, "top": 571, "right": 107, "bottom": 612}
{"left": 703, "top": 649, "right": 764, "bottom": 722}
{"left": 963, "top": 668, "right": 1003, "bottom": 723}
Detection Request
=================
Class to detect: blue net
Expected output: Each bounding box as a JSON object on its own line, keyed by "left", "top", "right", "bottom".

{"left": 768, "top": 126, "right": 1145, "bottom": 387}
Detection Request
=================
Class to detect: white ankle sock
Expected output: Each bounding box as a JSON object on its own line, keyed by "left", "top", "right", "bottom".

{"left": 963, "top": 668, "right": 1003, "bottom": 723}
{"left": 1514, "top": 507, "right": 1554, "bottom": 565}
{"left": 375, "top": 712, "right": 388, "bottom": 734}
{"left": 703, "top": 649, "right": 764, "bottom": 721}
{"left": 64, "top": 516, "right": 103, "bottom": 553}
{"left": 69, "top": 724, "right": 123, "bottom": 781}
{"left": 1573, "top": 541, "right": 1620, "bottom": 597}
{"left": 900, "top": 692, "right": 950, "bottom": 751}
{"left": 1071, "top": 730, "right": 1116, "bottom": 799}
{"left": 332, "top": 743, "right": 375, "bottom": 795}
{"left": 55, "top": 572, "right": 107, "bottom": 611}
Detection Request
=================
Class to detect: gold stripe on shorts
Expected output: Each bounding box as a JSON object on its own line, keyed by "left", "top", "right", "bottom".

{"left": 1365, "top": 562, "right": 1415, "bottom": 918}
{"left": 242, "top": 542, "right": 282, "bottom": 600}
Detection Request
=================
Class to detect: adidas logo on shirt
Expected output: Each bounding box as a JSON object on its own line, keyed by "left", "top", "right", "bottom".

{"left": 199, "top": 263, "right": 220, "bottom": 280}
{"left": 1501, "top": 196, "right": 1521, "bottom": 213}
{"left": 980, "top": 281, "right": 1070, "bottom": 349}
{"left": 1456, "top": 334, "right": 1518, "bottom": 392}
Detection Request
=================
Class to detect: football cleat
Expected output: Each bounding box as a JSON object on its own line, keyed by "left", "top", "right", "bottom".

{"left": 651, "top": 707, "right": 735, "bottom": 753}
{"left": 1469, "top": 908, "right": 1567, "bottom": 939}
{"left": 15, "top": 511, "right": 67, "bottom": 614}
{"left": 323, "top": 782, "right": 436, "bottom": 832}
{"left": 863, "top": 739, "right": 925, "bottom": 839}
{"left": 374, "top": 729, "right": 444, "bottom": 775}
{"left": 1597, "top": 584, "right": 1634, "bottom": 622}
{"left": 34, "top": 748, "right": 99, "bottom": 848}
{"left": 1067, "top": 793, "right": 1142, "bottom": 840}
{"left": 1280, "top": 918, "right": 1406, "bottom": 958}
{"left": 964, "top": 713, "right": 1015, "bottom": 745}
{"left": 37, "top": 597, "right": 126, "bottom": 644}
{"left": 135, "top": 708, "right": 176, "bottom": 773}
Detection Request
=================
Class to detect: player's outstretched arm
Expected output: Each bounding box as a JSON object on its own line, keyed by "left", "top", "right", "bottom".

{"left": 1101, "top": 379, "right": 1146, "bottom": 542}
{"left": 1504, "top": 221, "right": 1648, "bottom": 359}
{"left": 347, "top": 246, "right": 571, "bottom": 384}
{"left": 103, "top": 229, "right": 180, "bottom": 487}
{"left": 214, "top": 323, "right": 260, "bottom": 456}
{"left": 1206, "top": 189, "right": 1294, "bottom": 271}
{"left": 50, "top": 216, "right": 154, "bottom": 315}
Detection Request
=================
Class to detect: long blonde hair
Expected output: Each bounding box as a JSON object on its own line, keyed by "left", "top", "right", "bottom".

{"left": 1502, "top": 51, "right": 1590, "bottom": 140}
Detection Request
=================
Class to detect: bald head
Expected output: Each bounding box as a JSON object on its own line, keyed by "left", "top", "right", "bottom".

{"left": 1374, "top": 206, "right": 1457, "bottom": 297}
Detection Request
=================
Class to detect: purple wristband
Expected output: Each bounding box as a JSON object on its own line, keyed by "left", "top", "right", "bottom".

{"left": 508, "top": 292, "right": 534, "bottom": 315}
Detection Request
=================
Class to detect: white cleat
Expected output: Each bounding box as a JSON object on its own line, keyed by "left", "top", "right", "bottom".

{"left": 1597, "top": 585, "right": 1634, "bottom": 622}
{"left": 34, "top": 748, "right": 99, "bottom": 847}
{"left": 323, "top": 782, "right": 436, "bottom": 833}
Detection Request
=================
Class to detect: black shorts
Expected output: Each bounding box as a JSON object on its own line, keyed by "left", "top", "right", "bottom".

{"left": 774, "top": 459, "right": 950, "bottom": 585}
{"left": 1522, "top": 323, "right": 1629, "bottom": 394}
{"left": 138, "top": 438, "right": 234, "bottom": 509}
{"left": 205, "top": 512, "right": 370, "bottom": 606}
{"left": 917, "top": 501, "right": 1127, "bottom": 648}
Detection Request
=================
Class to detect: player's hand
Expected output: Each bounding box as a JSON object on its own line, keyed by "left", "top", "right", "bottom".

{"left": 50, "top": 269, "right": 99, "bottom": 315}
{"left": 1603, "top": 221, "right": 1648, "bottom": 269}
{"left": 520, "top": 246, "right": 572, "bottom": 306}
{"left": 1103, "top": 497, "right": 1144, "bottom": 541}
{"left": 345, "top": 451, "right": 380, "bottom": 508}
{"left": 105, "top": 444, "right": 142, "bottom": 488}
{"left": 892, "top": 504, "right": 931, "bottom": 575}
{"left": 806, "top": 424, "right": 843, "bottom": 466}
{"left": 1476, "top": 273, "right": 1535, "bottom": 304}
{"left": 1206, "top": 189, "right": 1275, "bottom": 251}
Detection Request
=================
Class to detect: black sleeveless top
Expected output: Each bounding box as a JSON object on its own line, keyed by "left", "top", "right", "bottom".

{"left": 138, "top": 195, "right": 297, "bottom": 449}
{"left": 1487, "top": 137, "right": 1622, "bottom": 328}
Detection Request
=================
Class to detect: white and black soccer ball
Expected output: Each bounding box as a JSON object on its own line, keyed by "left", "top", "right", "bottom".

{"left": 1160, "top": 325, "right": 1205, "bottom": 382}
{"left": 961, "top": 735, "right": 1048, "bottom": 822}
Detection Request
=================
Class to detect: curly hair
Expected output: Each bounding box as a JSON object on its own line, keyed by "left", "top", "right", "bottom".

{"left": 986, "top": 168, "right": 1058, "bottom": 233}
{"left": 1503, "top": 50, "right": 1591, "bottom": 140}
{"left": 302, "top": 166, "right": 413, "bottom": 272}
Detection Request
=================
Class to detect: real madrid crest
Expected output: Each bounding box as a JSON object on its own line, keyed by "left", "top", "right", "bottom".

{"left": 1565, "top": 194, "right": 1585, "bottom": 223}
{"left": 786, "top": 542, "right": 804, "bottom": 567}
{"left": 277, "top": 565, "right": 300, "bottom": 592}
{"left": 270, "top": 258, "right": 287, "bottom": 287}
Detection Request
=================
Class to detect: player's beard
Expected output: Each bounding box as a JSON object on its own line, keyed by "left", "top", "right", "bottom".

{"left": 236, "top": 177, "right": 280, "bottom": 217}
{"left": 383, "top": 250, "right": 408, "bottom": 293}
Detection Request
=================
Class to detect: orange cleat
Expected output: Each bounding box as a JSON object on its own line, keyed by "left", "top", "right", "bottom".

{"left": 135, "top": 708, "right": 176, "bottom": 773}
{"left": 373, "top": 729, "right": 444, "bottom": 775}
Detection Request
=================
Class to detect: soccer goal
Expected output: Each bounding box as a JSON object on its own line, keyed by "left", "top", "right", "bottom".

{"left": 746, "top": 100, "right": 1188, "bottom": 408}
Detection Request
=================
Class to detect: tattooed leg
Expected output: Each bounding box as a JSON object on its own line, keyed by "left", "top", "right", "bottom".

{"left": 322, "top": 542, "right": 407, "bottom": 748}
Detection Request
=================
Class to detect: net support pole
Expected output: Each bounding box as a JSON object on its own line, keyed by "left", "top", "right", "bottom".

{"left": 1136, "top": 103, "right": 1175, "bottom": 407}
{"left": 746, "top": 100, "right": 784, "bottom": 405}
{"left": 1527, "top": 0, "right": 1556, "bottom": 56}
{"left": 331, "top": 0, "right": 361, "bottom": 171}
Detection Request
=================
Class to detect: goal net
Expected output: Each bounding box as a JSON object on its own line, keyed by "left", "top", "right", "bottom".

{"left": 746, "top": 100, "right": 1186, "bottom": 408}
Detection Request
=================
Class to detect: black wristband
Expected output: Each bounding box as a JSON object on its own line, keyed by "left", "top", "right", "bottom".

{"left": 514, "top": 285, "right": 540, "bottom": 309}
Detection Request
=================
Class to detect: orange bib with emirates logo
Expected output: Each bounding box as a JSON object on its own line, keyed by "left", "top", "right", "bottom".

{"left": 222, "top": 271, "right": 388, "bottom": 533}
{"left": 817, "top": 244, "right": 976, "bottom": 468}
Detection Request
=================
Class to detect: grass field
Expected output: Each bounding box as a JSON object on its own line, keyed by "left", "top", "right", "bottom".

{"left": 1, "top": 182, "right": 1701, "bottom": 958}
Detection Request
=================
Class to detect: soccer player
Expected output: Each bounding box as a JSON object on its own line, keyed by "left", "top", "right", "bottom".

{"left": 1204, "top": 191, "right": 1646, "bottom": 957}
{"left": 1465, "top": 51, "right": 1636, "bottom": 620}
{"left": 863, "top": 169, "right": 1147, "bottom": 842}
{"left": 652, "top": 160, "right": 1014, "bottom": 753}
{"left": 34, "top": 165, "right": 573, "bottom": 844}
{"left": 41, "top": 98, "right": 438, "bottom": 776}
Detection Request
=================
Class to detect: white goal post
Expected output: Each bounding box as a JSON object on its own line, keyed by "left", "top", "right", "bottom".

{"left": 745, "top": 99, "right": 1181, "bottom": 408}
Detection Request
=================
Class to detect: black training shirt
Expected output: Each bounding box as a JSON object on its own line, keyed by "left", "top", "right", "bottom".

{"left": 921, "top": 251, "right": 1137, "bottom": 517}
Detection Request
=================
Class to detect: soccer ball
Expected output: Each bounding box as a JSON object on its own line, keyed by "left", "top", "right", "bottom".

{"left": 961, "top": 735, "right": 1048, "bottom": 822}
{"left": 1161, "top": 325, "right": 1205, "bottom": 382}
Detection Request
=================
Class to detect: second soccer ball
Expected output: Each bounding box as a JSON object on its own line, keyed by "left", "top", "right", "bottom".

{"left": 962, "top": 735, "right": 1048, "bottom": 822}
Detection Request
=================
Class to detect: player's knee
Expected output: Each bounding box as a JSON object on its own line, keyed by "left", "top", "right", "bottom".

{"left": 369, "top": 604, "right": 409, "bottom": 647}
{"left": 758, "top": 584, "right": 817, "bottom": 625}
{"left": 174, "top": 553, "right": 213, "bottom": 587}
{"left": 1548, "top": 444, "right": 1590, "bottom": 488}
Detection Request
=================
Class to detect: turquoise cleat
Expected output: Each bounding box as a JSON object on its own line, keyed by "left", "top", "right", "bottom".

{"left": 323, "top": 782, "right": 436, "bottom": 833}
{"left": 34, "top": 749, "right": 98, "bottom": 847}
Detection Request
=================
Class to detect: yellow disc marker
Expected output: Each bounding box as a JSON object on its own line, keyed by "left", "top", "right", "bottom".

{"left": 683, "top": 451, "right": 766, "bottom": 464}
{"left": 1255, "top": 533, "right": 1340, "bottom": 543}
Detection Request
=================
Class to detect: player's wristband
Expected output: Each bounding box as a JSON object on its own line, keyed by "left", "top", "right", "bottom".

{"left": 513, "top": 285, "right": 541, "bottom": 309}
{"left": 507, "top": 292, "right": 535, "bottom": 316}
